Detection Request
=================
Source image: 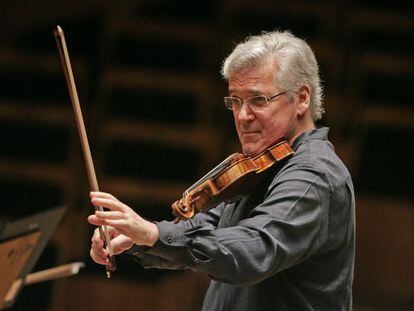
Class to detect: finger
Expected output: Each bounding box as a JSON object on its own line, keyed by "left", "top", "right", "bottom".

{"left": 90, "top": 229, "right": 109, "bottom": 264}
{"left": 91, "top": 197, "right": 124, "bottom": 212}
{"left": 110, "top": 235, "right": 134, "bottom": 254}
{"left": 91, "top": 227, "right": 104, "bottom": 247}
{"left": 88, "top": 214, "right": 108, "bottom": 226}
{"left": 90, "top": 248, "right": 109, "bottom": 265}
{"left": 100, "top": 219, "right": 128, "bottom": 229}
{"left": 88, "top": 216, "right": 128, "bottom": 232}
{"left": 90, "top": 243, "right": 109, "bottom": 263}
{"left": 90, "top": 191, "right": 119, "bottom": 201}
{"left": 95, "top": 210, "right": 124, "bottom": 220}
{"left": 91, "top": 228, "right": 107, "bottom": 255}
{"left": 88, "top": 215, "right": 131, "bottom": 237}
{"left": 106, "top": 225, "right": 120, "bottom": 239}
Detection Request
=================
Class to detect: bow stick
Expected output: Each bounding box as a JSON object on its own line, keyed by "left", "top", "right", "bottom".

{"left": 53, "top": 25, "right": 116, "bottom": 277}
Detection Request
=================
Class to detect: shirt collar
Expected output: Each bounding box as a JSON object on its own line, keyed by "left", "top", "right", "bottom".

{"left": 291, "top": 127, "right": 329, "bottom": 151}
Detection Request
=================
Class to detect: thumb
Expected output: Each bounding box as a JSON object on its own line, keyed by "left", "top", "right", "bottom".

{"left": 110, "top": 234, "right": 134, "bottom": 254}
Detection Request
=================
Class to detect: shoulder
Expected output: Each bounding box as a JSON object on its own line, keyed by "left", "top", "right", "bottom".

{"left": 269, "top": 132, "right": 352, "bottom": 196}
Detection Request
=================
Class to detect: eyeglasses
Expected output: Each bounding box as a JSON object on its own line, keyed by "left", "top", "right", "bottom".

{"left": 224, "top": 92, "right": 286, "bottom": 111}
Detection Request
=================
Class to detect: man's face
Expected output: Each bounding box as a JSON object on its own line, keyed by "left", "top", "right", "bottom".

{"left": 228, "top": 65, "right": 299, "bottom": 157}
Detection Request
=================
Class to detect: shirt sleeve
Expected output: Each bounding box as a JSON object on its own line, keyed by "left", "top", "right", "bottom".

{"left": 127, "top": 201, "right": 227, "bottom": 270}
{"left": 174, "top": 201, "right": 227, "bottom": 230}
{"left": 139, "top": 163, "right": 331, "bottom": 286}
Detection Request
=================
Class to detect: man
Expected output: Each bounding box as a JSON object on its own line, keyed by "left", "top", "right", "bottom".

{"left": 89, "top": 31, "right": 355, "bottom": 310}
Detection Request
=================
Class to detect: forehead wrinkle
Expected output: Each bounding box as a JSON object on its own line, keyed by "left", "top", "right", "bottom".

{"left": 228, "top": 77, "right": 266, "bottom": 96}
{"left": 228, "top": 86, "right": 263, "bottom": 96}
{"left": 228, "top": 65, "right": 276, "bottom": 96}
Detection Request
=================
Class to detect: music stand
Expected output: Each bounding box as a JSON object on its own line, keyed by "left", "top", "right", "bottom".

{"left": 0, "top": 206, "right": 66, "bottom": 309}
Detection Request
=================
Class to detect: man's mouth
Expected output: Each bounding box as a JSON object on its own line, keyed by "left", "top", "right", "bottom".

{"left": 241, "top": 132, "right": 261, "bottom": 144}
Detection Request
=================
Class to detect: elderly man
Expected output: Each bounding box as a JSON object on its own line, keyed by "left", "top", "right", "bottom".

{"left": 89, "top": 31, "right": 355, "bottom": 310}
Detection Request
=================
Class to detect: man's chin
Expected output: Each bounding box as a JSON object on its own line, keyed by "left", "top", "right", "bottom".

{"left": 241, "top": 144, "right": 262, "bottom": 157}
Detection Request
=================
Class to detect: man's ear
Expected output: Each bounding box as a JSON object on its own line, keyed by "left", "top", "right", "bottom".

{"left": 296, "top": 85, "right": 311, "bottom": 117}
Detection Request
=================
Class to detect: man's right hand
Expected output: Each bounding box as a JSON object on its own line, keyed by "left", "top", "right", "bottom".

{"left": 90, "top": 226, "right": 134, "bottom": 265}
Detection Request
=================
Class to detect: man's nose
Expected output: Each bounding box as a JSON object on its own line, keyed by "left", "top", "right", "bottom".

{"left": 236, "top": 102, "right": 255, "bottom": 121}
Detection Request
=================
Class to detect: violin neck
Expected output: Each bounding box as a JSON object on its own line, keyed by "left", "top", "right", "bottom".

{"left": 183, "top": 153, "right": 243, "bottom": 200}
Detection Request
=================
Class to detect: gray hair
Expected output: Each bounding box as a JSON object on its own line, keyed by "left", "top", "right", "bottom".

{"left": 221, "top": 31, "right": 324, "bottom": 121}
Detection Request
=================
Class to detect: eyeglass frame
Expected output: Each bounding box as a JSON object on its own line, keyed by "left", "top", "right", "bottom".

{"left": 224, "top": 91, "right": 286, "bottom": 111}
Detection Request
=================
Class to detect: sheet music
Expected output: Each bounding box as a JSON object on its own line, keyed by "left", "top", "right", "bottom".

{"left": 0, "top": 231, "right": 41, "bottom": 306}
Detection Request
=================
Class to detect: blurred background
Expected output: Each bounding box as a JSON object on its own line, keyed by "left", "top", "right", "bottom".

{"left": 0, "top": 0, "right": 413, "bottom": 310}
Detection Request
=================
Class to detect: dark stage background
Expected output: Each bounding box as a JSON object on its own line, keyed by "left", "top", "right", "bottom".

{"left": 0, "top": 0, "right": 413, "bottom": 310}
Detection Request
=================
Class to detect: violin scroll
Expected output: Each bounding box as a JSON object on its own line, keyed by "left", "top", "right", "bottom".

{"left": 172, "top": 199, "right": 193, "bottom": 220}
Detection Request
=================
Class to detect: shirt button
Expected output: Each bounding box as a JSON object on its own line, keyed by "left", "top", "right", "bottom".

{"left": 194, "top": 258, "right": 200, "bottom": 263}
{"left": 144, "top": 266, "right": 149, "bottom": 269}
{"left": 167, "top": 237, "right": 173, "bottom": 244}
{"left": 133, "top": 252, "right": 139, "bottom": 257}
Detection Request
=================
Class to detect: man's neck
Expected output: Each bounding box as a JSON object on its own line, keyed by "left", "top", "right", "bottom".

{"left": 288, "top": 119, "right": 315, "bottom": 145}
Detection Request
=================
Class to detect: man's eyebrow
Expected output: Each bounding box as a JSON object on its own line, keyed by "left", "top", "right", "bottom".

{"left": 228, "top": 88, "right": 263, "bottom": 95}
{"left": 249, "top": 89, "right": 263, "bottom": 96}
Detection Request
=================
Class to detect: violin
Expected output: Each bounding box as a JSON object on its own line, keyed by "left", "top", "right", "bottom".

{"left": 171, "top": 139, "right": 294, "bottom": 220}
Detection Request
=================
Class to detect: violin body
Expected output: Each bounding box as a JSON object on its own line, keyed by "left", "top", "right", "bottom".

{"left": 172, "top": 140, "right": 294, "bottom": 220}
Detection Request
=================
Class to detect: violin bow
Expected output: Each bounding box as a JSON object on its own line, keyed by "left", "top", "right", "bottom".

{"left": 53, "top": 25, "right": 116, "bottom": 277}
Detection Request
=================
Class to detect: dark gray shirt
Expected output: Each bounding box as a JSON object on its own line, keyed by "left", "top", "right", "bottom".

{"left": 130, "top": 127, "right": 355, "bottom": 310}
